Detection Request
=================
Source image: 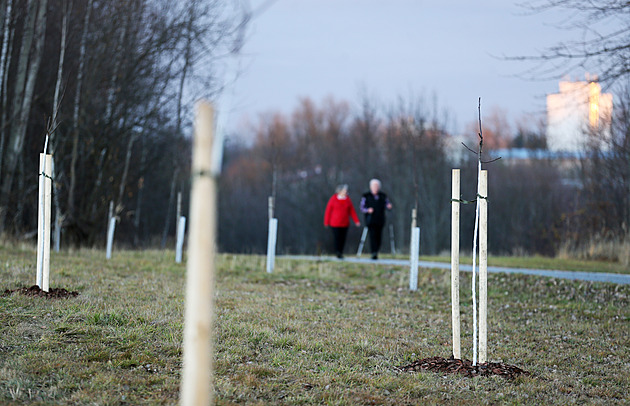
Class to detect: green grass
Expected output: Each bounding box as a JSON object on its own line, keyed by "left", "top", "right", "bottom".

{"left": 1, "top": 247, "right": 629, "bottom": 404}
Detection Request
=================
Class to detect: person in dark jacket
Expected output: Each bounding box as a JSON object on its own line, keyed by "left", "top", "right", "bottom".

{"left": 324, "top": 184, "right": 361, "bottom": 259}
{"left": 360, "top": 179, "right": 393, "bottom": 260}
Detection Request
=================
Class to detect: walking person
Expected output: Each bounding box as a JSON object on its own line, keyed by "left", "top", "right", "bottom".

{"left": 324, "top": 184, "right": 361, "bottom": 259}
{"left": 360, "top": 179, "right": 393, "bottom": 260}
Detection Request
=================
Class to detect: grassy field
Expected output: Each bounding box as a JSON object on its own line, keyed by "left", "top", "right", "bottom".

{"left": 1, "top": 246, "right": 629, "bottom": 405}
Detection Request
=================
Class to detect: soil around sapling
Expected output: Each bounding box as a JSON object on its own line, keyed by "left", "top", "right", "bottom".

{"left": 2, "top": 285, "right": 79, "bottom": 299}
{"left": 398, "top": 356, "right": 530, "bottom": 379}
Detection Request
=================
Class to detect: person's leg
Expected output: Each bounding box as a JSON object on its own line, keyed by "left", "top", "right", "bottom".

{"left": 332, "top": 227, "right": 346, "bottom": 258}
{"left": 331, "top": 227, "right": 340, "bottom": 257}
{"left": 337, "top": 227, "right": 348, "bottom": 258}
{"left": 376, "top": 225, "right": 384, "bottom": 255}
{"left": 368, "top": 225, "right": 379, "bottom": 259}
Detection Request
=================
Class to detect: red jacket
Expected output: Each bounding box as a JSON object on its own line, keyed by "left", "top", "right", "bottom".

{"left": 324, "top": 194, "right": 360, "bottom": 227}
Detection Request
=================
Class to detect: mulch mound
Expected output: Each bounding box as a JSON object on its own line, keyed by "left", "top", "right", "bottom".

{"left": 2, "top": 285, "right": 79, "bottom": 299}
{"left": 398, "top": 356, "right": 530, "bottom": 379}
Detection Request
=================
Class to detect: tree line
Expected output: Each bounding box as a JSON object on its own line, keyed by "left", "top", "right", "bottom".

{"left": 0, "top": 0, "right": 246, "bottom": 246}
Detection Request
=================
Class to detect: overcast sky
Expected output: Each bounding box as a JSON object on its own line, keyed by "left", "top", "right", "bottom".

{"left": 223, "top": 0, "right": 590, "bottom": 135}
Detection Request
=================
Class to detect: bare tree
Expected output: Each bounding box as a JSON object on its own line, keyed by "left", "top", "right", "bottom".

{"left": 50, "top": 0, "right": 72, "bottom": 251}
{"left": 0, "top": 0, "right": 48, "bottom": 232}
{"left": 67, "top": 0, "right": 93, "bottom": 221}
{"left": 511, "top": 0, "right": 630, "bottom": 85}
{"left": 0, "top": 0, "right": 13, "bottom": 180}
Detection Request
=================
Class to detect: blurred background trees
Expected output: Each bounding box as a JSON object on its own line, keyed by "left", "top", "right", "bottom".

{"left": 0, "top": 0, "right": 247, "bottom": 245}
{"left": 218, "top": 95, "right": 574, "bottom": 257}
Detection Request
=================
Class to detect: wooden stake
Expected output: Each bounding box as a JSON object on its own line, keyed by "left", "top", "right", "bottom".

{"left": 181, "top": 101, "right": 217, "bottom": 406}
{"left": 451, "top": 169, "right": 461, "bottom": 359}
{"left": 36, "top": 154, "right": 52, "bottom": 291}
{"left": 479, "top": 170, "right": 488, "bottom": 363}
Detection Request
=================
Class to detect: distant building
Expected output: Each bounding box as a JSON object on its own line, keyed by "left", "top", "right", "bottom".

{"left": 546, "top": 77, "right": 613, "bottom": 152}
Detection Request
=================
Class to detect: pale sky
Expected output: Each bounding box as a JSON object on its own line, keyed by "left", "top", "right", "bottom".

{"left": 223, "top": 0, "right": 593, "bottom": 135}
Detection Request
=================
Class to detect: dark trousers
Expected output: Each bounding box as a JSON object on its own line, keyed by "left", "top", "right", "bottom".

{"left": 331, "top": 227, "right": 348, "bottom": 256}
{"left": 368, "top": 224, "right": 384, "bottom": 254}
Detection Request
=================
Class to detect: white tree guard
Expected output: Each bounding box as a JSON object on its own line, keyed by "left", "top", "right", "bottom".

{"left": 106, "top": 217, "right": 116, "bottom": 260}
{"left": 36, "top": 153, "right": 52, "bottom": 291}
{"left": 176, "top": 216, "right": 187, "bottom": 263}
{"left": 409, "top": 226, "right": 420, "bottom": 291}
{"left": 266, "top": 218, "right": 278, "bottom": 273}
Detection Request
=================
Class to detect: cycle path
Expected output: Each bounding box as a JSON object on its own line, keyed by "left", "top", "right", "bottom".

{"left": 280, "top": 255, "right": 630, "bottom": 285}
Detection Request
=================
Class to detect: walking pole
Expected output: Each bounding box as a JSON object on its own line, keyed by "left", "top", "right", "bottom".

{"left": 356, "top": 226, "right": 368, "bottom": 256}
{"left": 388, "top": 209, "right": 396, "bottom": 254}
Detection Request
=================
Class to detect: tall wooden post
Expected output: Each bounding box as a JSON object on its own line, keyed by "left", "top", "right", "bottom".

{"left": 479, "top": 170, "right": 488, "bottom": 363}
{"left": 181, "top": 102, "right": 217, "bottom": 406}
{"left": 451, "top": 169, "right": 461, "bottom": 359}
{"left": 36, "top": 153, "right": 52, "bottom": 291}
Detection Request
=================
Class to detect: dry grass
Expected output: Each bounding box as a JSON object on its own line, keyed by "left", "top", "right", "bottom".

{"left": 558, "top": 234, "right": 630, "bottom": 267}
{"left": 0, "top": 246, "right": 629, "bottom": 405}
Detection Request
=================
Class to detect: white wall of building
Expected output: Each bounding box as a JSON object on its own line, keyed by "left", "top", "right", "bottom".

{"left": 546, "top": 80, "right": 612, "bottom": 152}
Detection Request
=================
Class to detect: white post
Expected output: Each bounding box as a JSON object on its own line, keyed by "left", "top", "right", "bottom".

{"left": 266, "top": 218, "right": 278, "bottom": 273}
{"left": 266, "top": 196, "right": 277, "bottom": 273}
{"left": 471, "top": 159, "right": 482, "bottom": 366}
{"left": 451, "top": 169, "right": 461, "bottom": 359}
{"left": 409, "top": 226, "right": 420, "bottom": 291}
{"left": 36, "top": 153, "right": 52, "bottom": 291}
{"left": 479, "top": 170, "right": 488, "bottom": 363}
{"left": 176, "top": 216, "right": 186, "bottom": 263}
{"left": 181, "top": 101, "right": 218, "bottom": 406}
{"left": 106, "top": 216, "right": 116, "bottom": 260}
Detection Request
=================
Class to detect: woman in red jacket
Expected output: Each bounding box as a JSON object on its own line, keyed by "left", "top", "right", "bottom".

{"left": 324, "top": 184, "right": 360, "bottom": 259}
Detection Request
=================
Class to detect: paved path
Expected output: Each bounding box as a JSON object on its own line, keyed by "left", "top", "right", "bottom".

{"left": 280, "top": 255, "right": 630, "bottom": 285}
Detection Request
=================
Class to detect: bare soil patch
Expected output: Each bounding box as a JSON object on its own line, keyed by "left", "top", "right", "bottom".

{"left": 2, "top": 285, "right": 79, "bottom": 299}
{"left": 398, "top": 356, "right": 530, "bottom": 379}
